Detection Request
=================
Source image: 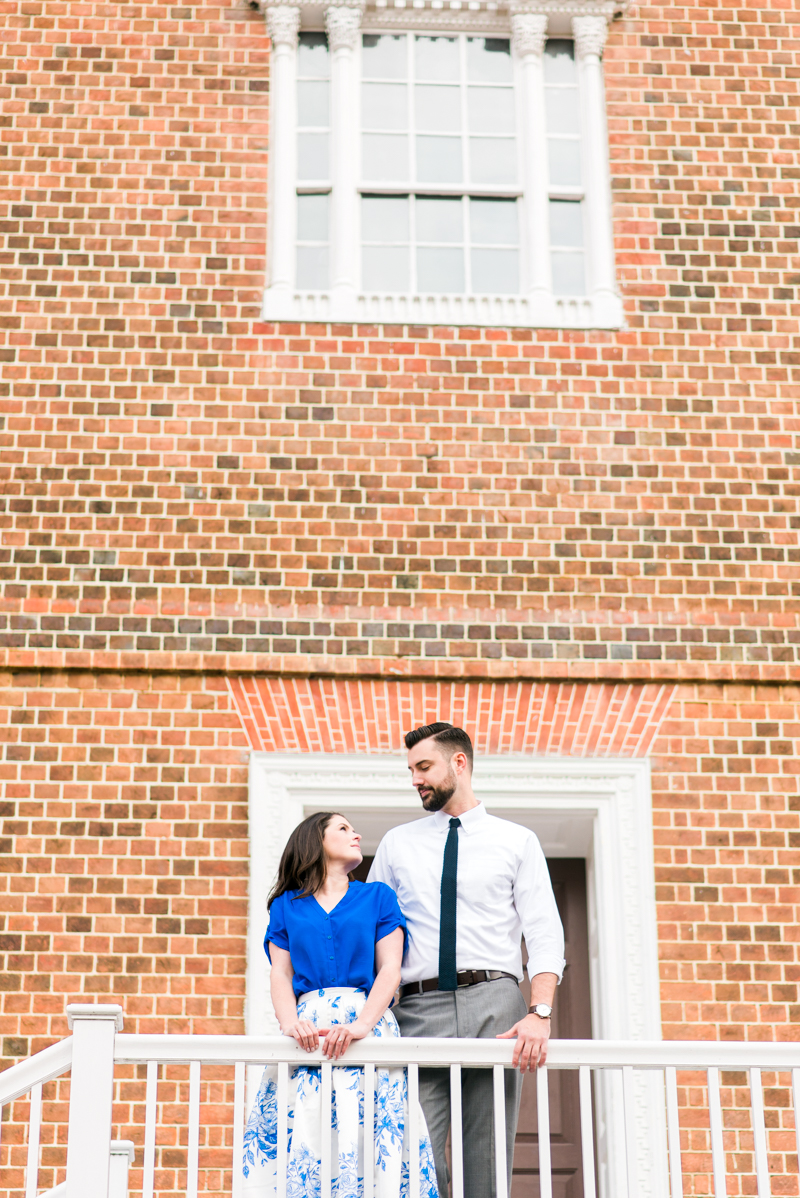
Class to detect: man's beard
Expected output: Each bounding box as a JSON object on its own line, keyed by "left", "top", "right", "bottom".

{"left": 419, "top": 770, "right": 457, "bottom": 812}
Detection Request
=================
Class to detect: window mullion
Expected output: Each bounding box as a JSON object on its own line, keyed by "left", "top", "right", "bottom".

{"left": 572, "top": 15, "right": 622, "bottom": 325}
{"left": 510, "top": 13, "right": 551, "bottom": 320}
{"left": 326, "top": 1, "right": 363, "bottom": 318}
{"left": 261, "top": 6, "right": 301, "bottom": 318}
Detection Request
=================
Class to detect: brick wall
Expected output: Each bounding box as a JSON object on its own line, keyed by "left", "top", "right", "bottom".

{"left": 1, "top": 0, "right": 800, "bottom": 1191}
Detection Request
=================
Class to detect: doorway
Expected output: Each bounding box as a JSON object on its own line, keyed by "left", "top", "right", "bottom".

{"left": 352, "top": 855, "right": 592, "bottom": 1198}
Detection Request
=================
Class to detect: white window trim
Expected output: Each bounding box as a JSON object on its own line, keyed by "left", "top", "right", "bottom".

{"left": 260, "top": 0, "right": 625, "bottom": 328}
{"left": 246, "top": 751, "right": 666, "bottom": 1198}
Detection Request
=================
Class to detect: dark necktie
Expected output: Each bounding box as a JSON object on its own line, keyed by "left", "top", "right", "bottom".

{"left": 438, "top": 817, "right": 462, "bottom": 991}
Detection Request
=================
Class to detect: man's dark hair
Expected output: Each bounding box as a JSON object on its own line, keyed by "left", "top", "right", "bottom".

{"left": 404, "top": 722, "right": 474, "bottom": 770}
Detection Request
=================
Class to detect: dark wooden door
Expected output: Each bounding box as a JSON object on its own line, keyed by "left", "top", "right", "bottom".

{"left": 512, "top": 859, "right": 592, "bottom": 1198}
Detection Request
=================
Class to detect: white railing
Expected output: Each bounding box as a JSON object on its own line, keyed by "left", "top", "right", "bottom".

{"left": 1, "top": 1004, "right": 799, "bottom": 1198}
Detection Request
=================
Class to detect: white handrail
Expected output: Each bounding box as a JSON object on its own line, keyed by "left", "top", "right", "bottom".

{"left": 113, "top": 1033, "right": 800, "bottom": 1070}
{"left": 0, "top": 1038, "right": 72, "bottom": 1106}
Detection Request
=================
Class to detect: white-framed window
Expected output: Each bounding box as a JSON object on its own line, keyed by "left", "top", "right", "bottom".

{"left": 261, "top": 1, "right": 623, "bottom": 330}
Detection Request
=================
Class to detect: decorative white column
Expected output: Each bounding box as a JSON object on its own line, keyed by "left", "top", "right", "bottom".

{"left": 572, "top": 14, "right": 622, "bottom": 325}
{"left": 325, "top": 0, "right": 364, "bottom": 321}
{"left": 510, "top": 11, "right": 551, "bottom": 323}
{"left": 262, "top": 4, "right": 301, "bottom": 319}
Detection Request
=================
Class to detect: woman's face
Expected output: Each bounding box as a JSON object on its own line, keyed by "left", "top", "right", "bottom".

{"left": 322, "top": 815, "right": 363, "bottom": 873}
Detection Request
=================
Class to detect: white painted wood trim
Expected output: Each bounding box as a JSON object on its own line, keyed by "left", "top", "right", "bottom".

{"left": 246, "top": 751, "right": 666, "bottom": 1198}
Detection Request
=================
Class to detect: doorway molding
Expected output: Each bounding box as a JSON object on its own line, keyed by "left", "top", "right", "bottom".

{"left": 247, "top": 751, "right": 667, "bottom": 1198}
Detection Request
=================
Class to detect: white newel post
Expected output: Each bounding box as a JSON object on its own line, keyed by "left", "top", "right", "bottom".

{"left": 326, "top": 0, "right": 364, "bottom": 320}
{"left": 262, "top": 4, "right": 301, "bottom": 319}
{"left": 572, "top": 14, "right": 622, "bottom": 326}
{"left": 510, "top": 11, "right": 551, "bottom": 321}
{"left": 65, "top": 1004, "right": 124, "bottom": 1198}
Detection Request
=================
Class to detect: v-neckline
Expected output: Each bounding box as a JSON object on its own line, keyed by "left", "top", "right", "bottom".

{"left": 312, "top": 884, "right": 350, "bottom": 916}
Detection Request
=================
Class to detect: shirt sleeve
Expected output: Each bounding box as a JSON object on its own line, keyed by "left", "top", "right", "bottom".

{"left": 264, "top": 893, "right": 290, "bottom": 962}
{"left": 373, "top": 881, "right": 407, "bottom": 948}
{"left": 513, "top": 833, "right": 566, "bottom": 982}
{"left": 367, "top": 833, "right": 395, "bottom": 888}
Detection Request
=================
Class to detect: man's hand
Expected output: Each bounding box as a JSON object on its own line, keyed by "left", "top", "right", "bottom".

{"left": 496, "top": 1012, "right": 551, "bottom": 1071}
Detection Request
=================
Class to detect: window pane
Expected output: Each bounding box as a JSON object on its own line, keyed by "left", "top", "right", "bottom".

{"left": 545, "top": 88, "right": 579, "bottom": 136}
{"left": 298, "top": 80, "right": 329, "bottom": 127}
{"left": 470, "top": 137, "right": 516, "bottom": 185}
{"left": 361, "top": 195, "right": 410, "bottom": 241}
{"left": 298, "top": 132, "right": 329, "bottom": 179}
{"left": 363, "top": 246, "right": 410, "bottom": 292}
{"left": 472, "top": 248, "right": 518, "bottom": 293}
{"left": 416, "top": 196, "right": 463, "bottom": 243}
{"left": 362, "top": 82, "right": 407, "bottom": 130}
{"left": 362, "top": 133, "right": 408, "bottom": 180}
{"left": 362, "top": 34, "right": 407, "bottom": 79}
{"left": 467, "top": 86, "right": 515, "bottom": 134}
{"left": 551, "top": 251, "right": 585, "bottom": 295}
{"left": 415, "top": 85, "right": 460, "bottom": 132}
{"left": 414, "top": 36, "right": 459, "bottom": 82}
{"left": 296, "top": 245, "right": 329, "bottom": 289}
{"left": 298, "top": 33, "right": 329, "bottom": 77}
{"left": 470, "top": 197, "right": 518, "bottom": 246}
{"left": 418, "top": 247, "right": 464, "bottom": 292}
{"left": 466, "top": 37, "right": 512, "bottom": 83}
{"left": 544, "top": 39, "right": 576, "bottom": 84}
{"left": 297, "top": 194, "right": 329, "bottom": 241}
{"left": 549, "top": 199, "right": 584, "bottom": 247}
{"left": 547, "top": 138, "right": 581, "bottom": 186}
{"left": 416, "top": 135, "right": 462, "bottom": 183}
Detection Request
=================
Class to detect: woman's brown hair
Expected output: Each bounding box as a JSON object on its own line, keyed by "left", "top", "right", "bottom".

{"left": 268, "top": 811, "right": 348, "bottom": 908}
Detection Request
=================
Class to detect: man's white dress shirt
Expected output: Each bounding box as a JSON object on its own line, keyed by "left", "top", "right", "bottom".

{"left": 367, "top": 803, "right": 565, "bottom": 986}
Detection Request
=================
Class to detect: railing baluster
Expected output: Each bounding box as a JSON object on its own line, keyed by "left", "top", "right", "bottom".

{"left": 142, "top": 1061, "right": 158, "bottom": 1198}
{"left": 665, "top": 1066, "right": 683, "bottom": 1198}
{"left": 408, "top": 1062, "right": 421, "bottom": 1198}
{"left": 578, "top": 1067, "right": 596, "bottom": 1198}
{"left": 536, "top": 1066, "right": 551, "bottom": 1198}
{"left": 493, "top": 1064, "right": 509, "bottom": 1198}
{"left": 363, "top": 1062, "right": 375, "bottom": 1198}
{"left": 450, "top": 1064, "right": 464, "bottom": 1198}
{"left": 25, "top": 1082, "right": 42, "bottom": 1198}
{"left": 707, "top": 1066, "right": 726, "bottom": 1198}
{"left": 232, "top": 1060, "right": 245, "bottom": 1198}
{"left": 749, "top": 1067, "right": 770, "bottom": 1198}
{"left": 622, "top": 1066, "right": 638, "bottom": 1198}
{"left": 793, "top": 1068, "right": 800, "bottom": 1179}
{"left": 321, "top": 1061, "right": 333, "bottom": 1198}
{"left": 276, "top": 1061, "right": 289, "bottom": 1198}
{"left": 187, "top": 1060, "right": 201, "bottom": 1198}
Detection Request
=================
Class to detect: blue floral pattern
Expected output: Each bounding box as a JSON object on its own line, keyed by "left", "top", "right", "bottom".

{"left": 242, "top": 987, "right": 438, "bottom": 1198}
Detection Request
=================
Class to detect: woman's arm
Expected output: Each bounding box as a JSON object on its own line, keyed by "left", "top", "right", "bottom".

{"left": 321, "top": 927, "right": 404, "bottom": 1060}
{"left": 269, "top": 943, "right": 320, "bottom": 1052}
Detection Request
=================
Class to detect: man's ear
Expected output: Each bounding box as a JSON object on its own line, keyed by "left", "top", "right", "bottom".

{"left": 452, "top": 750, "right": 468, "bottom": 776}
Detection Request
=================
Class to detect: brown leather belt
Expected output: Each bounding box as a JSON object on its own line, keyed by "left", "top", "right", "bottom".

{"left": 400, "top": 970, "right": 518, "bottom": 999}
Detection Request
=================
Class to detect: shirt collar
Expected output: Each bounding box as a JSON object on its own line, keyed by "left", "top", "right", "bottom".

{"left": 431, "top": 802, "right": 487, "bottom": 834}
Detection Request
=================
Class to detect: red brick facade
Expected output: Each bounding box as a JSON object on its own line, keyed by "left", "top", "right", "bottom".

{"left": 1, "top": 0, "right": 800, "bottom": 1192}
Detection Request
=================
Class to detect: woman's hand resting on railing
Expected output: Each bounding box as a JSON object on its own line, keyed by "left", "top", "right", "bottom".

{"left": 281, "top": 1019, "right": 321, "bottom": 1052}
{"left": 317, "top": 1020, "right": 372, "bottom": 1060}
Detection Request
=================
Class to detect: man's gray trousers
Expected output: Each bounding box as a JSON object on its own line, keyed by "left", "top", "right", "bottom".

{"left": 394, "top": 978, "right": 527, "bottom": 1198}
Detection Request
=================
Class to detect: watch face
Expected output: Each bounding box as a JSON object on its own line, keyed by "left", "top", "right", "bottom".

{"left": 534, "top": 1004, "right": 552, "bottom": 1017}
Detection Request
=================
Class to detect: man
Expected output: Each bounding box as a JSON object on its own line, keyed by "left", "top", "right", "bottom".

{"left": 368, "top": 722, "right": 564, "bottom": 1198}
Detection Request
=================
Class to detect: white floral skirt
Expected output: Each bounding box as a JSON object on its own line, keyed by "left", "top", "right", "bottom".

{"left": 242, "top": 987, "right": 438, "bottom": 1198}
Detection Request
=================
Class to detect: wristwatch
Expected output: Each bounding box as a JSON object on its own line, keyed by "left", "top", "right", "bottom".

{"left": 529, "top": 1003, "right": 552, "bottom": 1019}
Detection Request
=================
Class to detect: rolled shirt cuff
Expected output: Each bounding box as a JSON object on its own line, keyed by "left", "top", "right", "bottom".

{"left": 526, "top": 957, "right": 566, "bottom": 984}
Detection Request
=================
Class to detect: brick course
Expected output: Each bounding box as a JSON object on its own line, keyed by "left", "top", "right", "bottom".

{"left": 2, "top": 0, "right": 800, "bottom": 1192}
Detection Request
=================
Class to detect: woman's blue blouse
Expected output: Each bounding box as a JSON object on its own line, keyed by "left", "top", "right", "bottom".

{"left": 265, "top": 881, "right": 406, "bottom": 998}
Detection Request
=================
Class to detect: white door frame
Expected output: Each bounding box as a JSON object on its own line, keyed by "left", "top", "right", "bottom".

{"left": 246, "top": 752, "right": 667, "bottom": 1198}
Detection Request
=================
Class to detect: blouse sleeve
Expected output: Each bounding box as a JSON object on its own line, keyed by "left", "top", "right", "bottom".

{"left": 373, "top": 882, "right": 407, "bottom": 949}
{"left": 264, "top": 893, "right": 290, "bottom": 962}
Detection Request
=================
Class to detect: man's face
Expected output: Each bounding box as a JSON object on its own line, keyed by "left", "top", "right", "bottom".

{"left": 407, "top": 738, "right": 460, "bottom": 811}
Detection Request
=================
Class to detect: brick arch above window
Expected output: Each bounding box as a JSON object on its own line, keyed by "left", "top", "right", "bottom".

{"left": 227, "top": 677, "right": 676, "bottom": 756}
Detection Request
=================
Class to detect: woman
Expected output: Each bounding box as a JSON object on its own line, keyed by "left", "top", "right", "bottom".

{"left": 243, "top": 811, "right": 438, "bottom": 1198}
